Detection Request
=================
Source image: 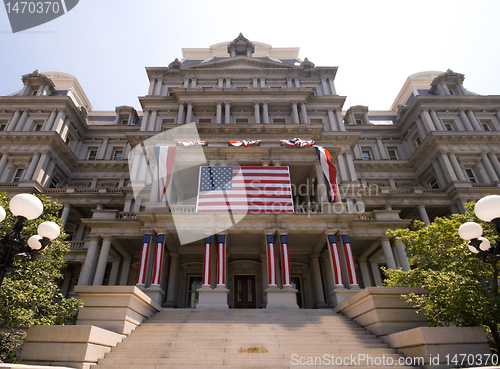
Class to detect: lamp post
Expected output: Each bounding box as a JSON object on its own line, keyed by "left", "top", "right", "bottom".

{"left": 0, "top": 193, "right": 61, "bottom": 288}
{"left": 458, "top": 195, "right": 500, "bottom": 295}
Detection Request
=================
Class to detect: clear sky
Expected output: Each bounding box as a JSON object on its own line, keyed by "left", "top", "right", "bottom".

{"left": 1, "top": 0, "right": 499, "bottom": 112}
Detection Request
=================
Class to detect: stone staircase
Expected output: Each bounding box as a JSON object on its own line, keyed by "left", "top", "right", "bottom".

{"left": 95, "top": 309, "right": 416, "bottom": 369}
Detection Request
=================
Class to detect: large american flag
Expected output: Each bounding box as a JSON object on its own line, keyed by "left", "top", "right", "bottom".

{"left": 196, "top": 166, "right": 294, "bottom": 213}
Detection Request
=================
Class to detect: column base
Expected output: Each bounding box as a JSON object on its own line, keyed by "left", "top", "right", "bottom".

{"left": 196, "top": 286, "right": 229, "bottom": 310}
{"left": 330, "top": 288, "right": 360, "bottom": 307}
{"left": 142, "top": 285, "right": 165, "bottom": 306}
{"left": 265, "top": 286, "right": 299, "bottom": 309}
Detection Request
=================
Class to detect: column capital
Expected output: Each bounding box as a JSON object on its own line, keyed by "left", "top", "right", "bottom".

{"left": 264, "top": 229, "right": 276, "bottom": 236}
{"left": 169, "top": 252, "right": 180, "bottom": 259}
{"left": 310, "top": 254, "right": 321, "bottom": 259}
{"left": 224, "top": 101, "right": 231, "bottom": 106}
{"left": 278, "top": 230, "right": 288, "bottom": 236}
{"left": 217, "top": 230, "right": 228, "bottom": 236}
{"left": 272, "top": 160, "right": 282, "bottom": 166}
{"left": 379, "top": 235, "right": 392, "bottom": 242}
{"left": 154, "top": 229, "right": 168, "bottom": 236}
{"left": 101, "top": 235, "right": 113, "bottom": 242}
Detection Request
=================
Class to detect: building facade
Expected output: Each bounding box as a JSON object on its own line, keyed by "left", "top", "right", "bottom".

{"left": 1, "top": 34, "right": 500, "bottom": 309}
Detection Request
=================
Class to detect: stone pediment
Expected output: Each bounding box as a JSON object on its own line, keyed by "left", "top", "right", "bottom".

{"left": 183, "top": 56, "right": 296, "bottom": 70}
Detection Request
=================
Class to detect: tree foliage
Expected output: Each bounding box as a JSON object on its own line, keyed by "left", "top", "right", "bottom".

{"left": 384, "top": 203, "right": 500, "bottom": 353}
{"left": 0, "top": 193, "right": 82, "bottom": 362}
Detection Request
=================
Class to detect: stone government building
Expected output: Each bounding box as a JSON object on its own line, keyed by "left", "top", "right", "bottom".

{"left": 1, "top": 34, "right": 500, "bottom": 310}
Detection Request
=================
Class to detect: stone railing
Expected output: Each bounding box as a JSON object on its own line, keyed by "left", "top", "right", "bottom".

{"left": 170, "top": 205, "right": 196, "bottom": 213}
{"left": 353, "top": 212, "right": 374, "bottom": 220}
{"left": 69, "top": 241, "right": 87, "bottom": 250}
{"left": 118, "top": 212, "right": 137, "bottom": 220}
{"left": 472, "top": 183, "right": 496, "bottom": 188}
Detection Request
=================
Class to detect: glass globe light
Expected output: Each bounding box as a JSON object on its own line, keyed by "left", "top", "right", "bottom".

{"left": 37, "top": 221, "right": 60, "bottom": 240}
{"left": 458, "top": 222, "right": 483, "bottom": 240}
{"left": 478, "top": 237, "right": 491, "bottom": 251}
{"left": 28, "top": 235, "right": 43, "bottom": 250}
{"left": 0, "top": 206, "right": 5, "bottom": 222}
{"left": 468, "top": 243, "right": 480, "bottom": 254}
{"left": 475, "top": 195, "right": 500, "bottom": 222}
{"left": 9, "top": 194, "right": 43, "bottom": 220}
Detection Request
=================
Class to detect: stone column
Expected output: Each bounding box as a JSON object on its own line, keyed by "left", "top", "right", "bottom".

{"left": 253, "top": 102, "right": 260, "bottom": 124}
{"left": 291, "top": 102, "right": 300, "bottom": 124}
{"left": 119, "top": 259, "right": 131, "bottom": 285}
{"left": 395, "top": 241, "right": 411, "bottom": 271}
{"left": 176, "top": 103, "right": 185, "bottom": 125}
{"left": 202, "top": 235, "right": 212, "bottom": 287}
{"left": 459, "top": 110, "right": 474, "bottom": 131}
{"left": 165, "top": 253, "right": 179, "bottom": 307}
{"left": 136, "top": 234, "right": 152, "bottom": 286}
{"left": 253, "top": 78, "right": 259, "bottom": 88}
{"left": 140, "top": 110, "right": 150, "bottom": 131}
{"left": 61, "top": 204, "right": 71, "bottom": 228}
{"left": 184, "top": 103, "right": 192, "bottom": 124}
{"left": 6, "top": 109, "right": 21, "bottom": 131}
{"left": 266, "top": 234, "right": 277, "bottom": 286}
{"left": 358, "top": 258, "right": 372, "bottom": 287}
{"left": 488, "top": 153, "right": 500, "bottom": 179}
{"left": 224, "top": 102, "right": 231, "bottom": 124}
{"left": 148, "top": 79, "right": 156, "bottom": 95}
{"left": 23, "top": 153, "right": 40, "bottom": 181}
{"left": 150, "top": 234, "right": 166, "bottom": 286}
{"left": 216, "top": 234, "right": 227, "bottom": 287}
{"left": 481, "top": 154, "right": 499, "bottom": 182}
{"left": 216, "top": 103, "right": 222, "bottom": 124}
{"left": 321, "top": 78, "right": 329, "bottom": 95}
{"left": 31, "top": 153, "right": 50, "bottom": 183}
{"left": 421, "top": 110, "right": 435, "bottom": 133}
{"left": 438, "top": 153, "right": 458, "bottom": 183}
{"left": 376, "top": 138, "right": 389, "bottom": 160}
{"left": 430, "top": 110, "right": 445, "bottom": 131}
{"left": 341, "top": 234, "right": 359, "bottom": 288}
{"left": 14, "top": 109, "right": 30, "bottom": 131}
{"left": 381, "top": 237, "right": 397, "bottom": 270}
{"left": 279, "top": 233, "right": 292, "bottom": 286}
{"left": 0, "top": 154, "right": 9, "bottom": 175}
{"left": 328, "top": 78, "right": 336, "bottom": 95}
{"left": 148, "top": 109, "right": 158, "bottom": 131}
{"left": 336, "top": 109, "right": 346, "bottom": 131}
{"left": 418, "top": 204, "right": 431, "bottom": 226}
{"left": 262, "top": 102, "right": 269, "bottom": 124}
{"left": 467, "top": 109, "right": 482, "bottom": 131}
{"left": 337, "top": 153, "right": 349, "bottom": 182}
{"left": 327, "top": 109, "right": 337, "bottom": 131}
{"left": 51, "top": 110, "right": 66, "bottom": 133}
{"left": 154, "top": 79, "right": 163, "bottom": 95}
{"left": 42, "top": 110, "right": 57, "bottom": 131}
{"left": 370, "top": 259, "right": 383, "bottom": 286}
{"left": 93, "top": 237, "right": 112, "bottom": 286}
{"left": 260, "top": 253, "right": 267, "bottom": 306}
{"left": 448, "top": 153, "right": 467, "bottom": 181}
{"left": 108, "top": 259, "right": 121, "bottom": 286}
{"left": 311, "top": 255, "right": 326, "bottom": 307}
{"left": 78, "top": 236, "right": 100, "bottom": 286}
{"left": 299, "top": 102, "right": 308, "bottom": 124}
{"left": 345, "top": 151, "right": 358, "bottom": 182}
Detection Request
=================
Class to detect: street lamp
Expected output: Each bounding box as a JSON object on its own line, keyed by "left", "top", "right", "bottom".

{"left": 0, "top": 193, "right": 61, "bottom": 288}
{"left": 458, "top": 195, "right": 500, "bottom": 294}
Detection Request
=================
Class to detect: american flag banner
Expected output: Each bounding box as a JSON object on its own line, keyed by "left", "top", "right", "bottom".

{"left": 314, "top": 145, "right": 338, "bottom": 202}
{"left": 327, "top": 234, "right": 344, "bottom": 287}
{"left": 230, "top": 140, "right": 261, "bottom": 147}
{"left": 196, "top": 166, "right": 294, "bottom": 213}
{"left": 178, "top": 140, "right": 206, "bottom": 146}
{"left": 151, "top": 233, "right": 165, "bottom": 286}
{"left": 266, "top": 234, "right": 277, "bottom": 286}
{"left": 280, "top": 138, "right": 315, "bottom": 147}
{"left": 156, "top": 146, "right": 177, "bottom": 201}
{"left": 341, "top": 234, "right": 358, "bottom": 287}
{"left": 136, "top": 233, "right": 151, "bottom": 285}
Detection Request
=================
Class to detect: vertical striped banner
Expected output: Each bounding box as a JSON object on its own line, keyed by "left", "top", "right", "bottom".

{"left": 217, "top": 234, "right": 226, "bottom": 286}
{"left": 136, "top": 233, "right": 151, "bottom": 285}
{"left": 327, "top": 234, "right": 343, "bottom": 287}
{"left": 202, "top": 235, "right": 212, "bottom": 286}
{"left": 266, "top": 234, "right": 277, "bottom": 286}
{"left": 341, "top": 234, "right": 358, "bottom": 286}
{"left": 151, "top": 234, "right": 165, "bottom": 286}
{"left": 280, "top": 234, "right": 291, "bottom": 286}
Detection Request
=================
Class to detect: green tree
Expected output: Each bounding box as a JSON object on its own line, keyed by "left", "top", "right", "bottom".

{"left": 384, "top": 203, "right": 500, "bottom": 354}
{"left": 0, "top": 193, "right": 82, "bottom": 362}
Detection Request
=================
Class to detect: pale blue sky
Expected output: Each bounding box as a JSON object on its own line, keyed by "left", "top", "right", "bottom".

{"left": 1, "top": 0, "right": 499, "bottom": 112}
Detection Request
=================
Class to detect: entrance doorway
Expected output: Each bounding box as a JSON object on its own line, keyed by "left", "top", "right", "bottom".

{"left": 233, "top": 275, "right": 256, "bottom": 309}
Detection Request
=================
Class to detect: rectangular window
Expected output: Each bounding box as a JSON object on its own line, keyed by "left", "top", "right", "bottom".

{"left": 355, "top": 119, "right": 363, "bottom": 125}
{"left": 33, "top": 123, "right": 43, "bottom": 131}
{"left": 50, "top": 177, "right": 59, "bottom": 189}
{"left": 65, "top": 137, "right": 71, "bottom": 145}
{"left": 482, "top": 123, "right": 491, "bottom": 131}
{"left": 430, "top": 178, "right": 439, "bottom": 189}
{"left": 13, "top": 168, "right": 24, "bottom": 183}
{"left": 291, "top": 276, "right": 303, "bottom": 308}
{"left": 87, "top": 149, "right": 97, "bottom": 160}
{"left": 465, "top": 168, "right": 477, "bottom": 183}
{"left": 186, "top": 276, "right": 202, "bottom": 308}
{"left": 415, "top": 136, "right": 422, "bottom": 147}
{"left": 444, "top": 123, "right": 454, "bottom": 131}
{"left": 0, "top": 124, "right": 6, "bottom": 131}
{"left": 388, "top": 149, "right": 398, "bottom": 161}
{"left": 121, "top": 119, "right": 128, "bottom": 125}
{"left": 113, "top": 149, "right": 123, "bottom": 160}
{"left": 362, "top": 149, "right": 372, "bottom": 160}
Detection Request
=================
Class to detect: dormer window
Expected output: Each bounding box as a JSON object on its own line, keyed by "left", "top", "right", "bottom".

{"left": 355, "top": 119, "right": 363, "bottom": 125}
{"left": 113, "top": 149, "right": 123, "bottom": 160}
{"left": 362, "top": 149, "right": 372, "bottom": 160}
{"left": 444, "top": 123, "right": 454, "bottom": 131}
{"left": 32, "top": 90, "right": 38, "bottom": 96}
{"left": 430, "top": 178, "right": 439, "bottom": 189}
{"left": 121, "top": 119, "right": 128, "bottom": 125}
{"left": 481, "top": 122, "right": 491, "bottom": 131}
{"left": 415, "top": 136, "right": 422, "bottom": 147}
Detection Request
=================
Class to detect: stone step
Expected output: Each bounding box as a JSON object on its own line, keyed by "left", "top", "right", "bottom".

{"left": 97, "top": 366, "right": 407, "bottom": 369}
{"left": 126, "top": 330, "right": 373, "bottom": 337}
{"left": 111, "top": 341, "right": 391, "bottom": 349}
